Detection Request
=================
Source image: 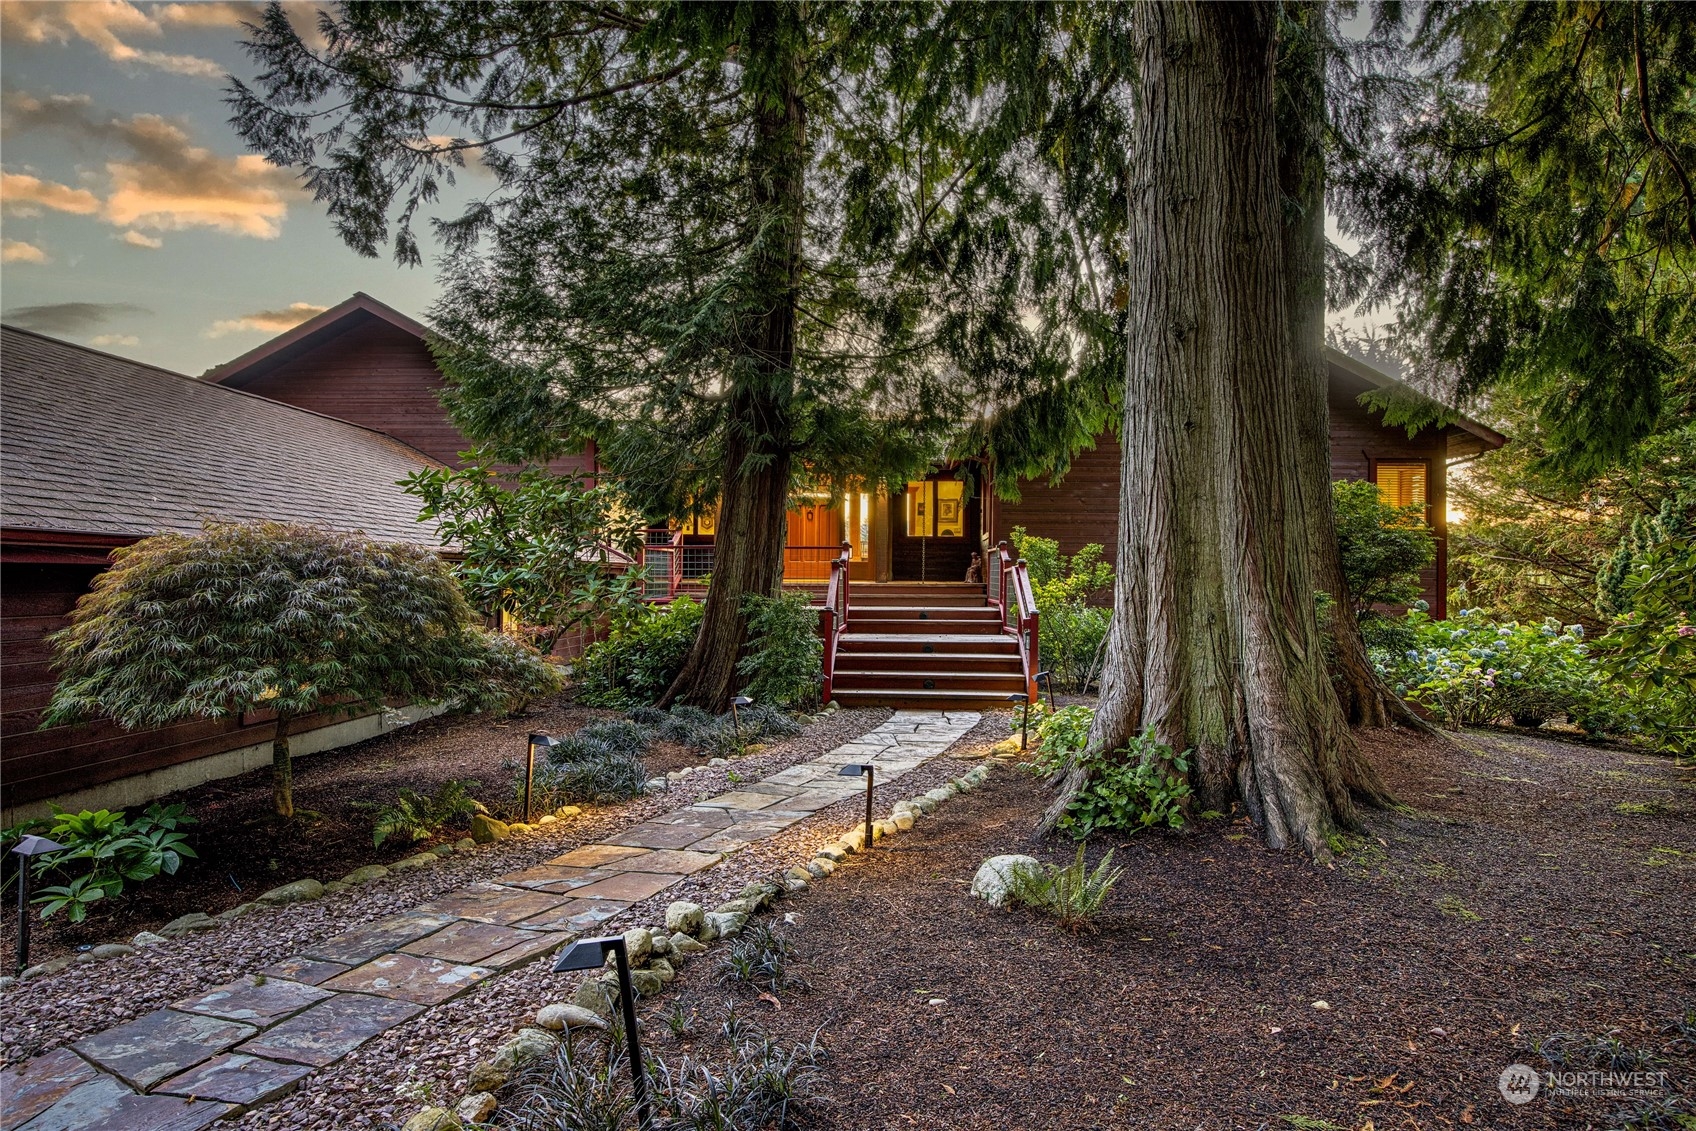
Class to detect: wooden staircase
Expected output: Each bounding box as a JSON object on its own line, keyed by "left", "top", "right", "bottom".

{"left": 828, "top": 583, "right": 1030, "bottom": 709}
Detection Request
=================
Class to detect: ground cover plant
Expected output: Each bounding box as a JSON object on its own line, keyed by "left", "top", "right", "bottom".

{"left": 1004, "top": 844, "right": 1124, "bottom": 933}
{"left": 10, "top": 804, "right": 197, "bottom": 924}
{"left": 363, "top": 779, "right": 486, "bottom": 848}
{"left": 1023, "top": 704, "right": 1193, "bottom": 838}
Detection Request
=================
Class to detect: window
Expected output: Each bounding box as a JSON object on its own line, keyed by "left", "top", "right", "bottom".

{"left": 1375, "top": 462, "right": 1428, "bottom": 513}
{"left": 905, "top": 479, "right": 965, "bottom": 537}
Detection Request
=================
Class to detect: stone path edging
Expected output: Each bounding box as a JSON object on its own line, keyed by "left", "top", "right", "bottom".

{"left": 0, "top": 710, "right": 979, "bottom": 1131}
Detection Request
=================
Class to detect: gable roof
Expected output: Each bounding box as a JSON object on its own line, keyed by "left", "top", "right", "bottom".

{"left": 0, "top": 326, "right": 445, "bottom": 547}
{"left": 1324, "top": 345, "right": 1508, "bottom": 460}
{"left": 204, "top": 292, "right": 430, "bottom": 387}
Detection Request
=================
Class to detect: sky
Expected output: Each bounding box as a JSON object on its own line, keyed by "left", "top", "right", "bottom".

{"left": 0, "top": 1, "right": 448, "bottom": 375}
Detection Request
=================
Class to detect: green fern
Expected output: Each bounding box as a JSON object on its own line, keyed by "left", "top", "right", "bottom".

{"left": 1006, "top": 846, "right": 1125, "bottom": 933}
{"left": 368, "top": 779, "right": 485, "bottom": 847}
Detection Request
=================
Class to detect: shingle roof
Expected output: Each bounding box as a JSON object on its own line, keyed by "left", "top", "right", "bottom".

{"left": 1, "top": 326, "right": 445, "bottom": 546}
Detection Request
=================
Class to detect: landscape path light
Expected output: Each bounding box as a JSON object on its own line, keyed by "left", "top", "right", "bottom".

{"left": 729, "top": 695, "right": 753, "bottom": 745}
{"left": 12, "top": 834, "right": 65, "bottom": 975}
{"left": 838, "top": 763, "right": 875, "bottom": 852}
{"left": 525, "top": 733, "right": 559, "bottom": 824}
{"left": 1036, "top": 669, "right": 1056, "bottom": 713}
{"left": 554, "top": 934, "right": 653, "bottom": 1130}
{"left": 1008, "top": 692, "right": 1031, "bottom": 750}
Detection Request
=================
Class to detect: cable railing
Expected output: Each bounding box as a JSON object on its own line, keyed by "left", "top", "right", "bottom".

{"left": 818, "top": 541, "right": 852, "bottom": 703}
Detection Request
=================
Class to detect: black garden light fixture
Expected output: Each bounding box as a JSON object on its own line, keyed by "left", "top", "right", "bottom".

{"left": 1035, "top": 669, "right": 1056, "bottom": 713}
{"left": 13, "top": 834, "right": 65, "bottom": 975}
{"left": 838, "top": 762, "right": 875, "bottom": 852}
{"left": 524, "top": 733, "right": 559, "bottom": 824}
{"left": 729, "top": 695, "right": 754, "bottom": 744}
{"left": 1008, "top": 692, "right": 1031, "bottom": 749}
{"left": 554, "top": 934, "right": 653, "bottom": 1130}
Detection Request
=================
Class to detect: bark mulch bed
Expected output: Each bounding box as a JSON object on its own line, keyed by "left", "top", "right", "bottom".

{"left": 647, "top": 724, "right": 1695, "bottom": 1131}
{"left": 2, "top": 694, "right": 802, "bottom": 966}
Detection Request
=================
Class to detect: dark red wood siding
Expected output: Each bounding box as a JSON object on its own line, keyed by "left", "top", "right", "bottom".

{"left": 1, "top": 561, "right": 373, "bottom": 810}
{"left": 222, "top": 316, "right": 596, "bottom": 477}
{"left": 993, "top": 404, "right": 1453, "bottom": 614}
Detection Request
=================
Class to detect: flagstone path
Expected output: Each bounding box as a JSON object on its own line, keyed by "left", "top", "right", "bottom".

{"left": 0, "top": 710, "right": 979, "bottom": 1130}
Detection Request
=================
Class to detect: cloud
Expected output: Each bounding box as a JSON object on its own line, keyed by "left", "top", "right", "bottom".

{"left": 1, "top": 239, "right": 50, "bottom": 264}
{"left": 90, "top": 333, "right": 141, "bottom": 347}
{"left": 3, "top": 301, "right": 149, "bottom": 334}
{"left": 1, "top": 171, "right": 101, "bottom": 216}
{"left": 118, "top": 229, "right": 162, "bottom": 248}
{"left": 3, "top": 91, "right": 299, "bottom": 240}
{"left": 0, "top": 2, "right": 260, "bottom": 79}
{"left": 205, "top": 301, "right": 328, "bottom": 338}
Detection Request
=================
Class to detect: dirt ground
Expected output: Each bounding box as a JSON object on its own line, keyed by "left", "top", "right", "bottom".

{"left": 2, "top": 694, "right": 684, "bottom": 963}
{"left": 656, "top": 725, "right": 1696, "bottom": 1131}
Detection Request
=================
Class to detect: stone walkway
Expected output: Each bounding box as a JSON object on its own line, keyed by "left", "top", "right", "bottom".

{"left": 0, "top": 710, "right": 979, "bottom": 1130}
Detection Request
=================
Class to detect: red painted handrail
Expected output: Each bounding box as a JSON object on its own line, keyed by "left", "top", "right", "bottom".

{"left": 818, "top": 541, "right": 852, "bottom": 704}
{"left": 1000, "top": 544, "right": 1040, "bottom": 703}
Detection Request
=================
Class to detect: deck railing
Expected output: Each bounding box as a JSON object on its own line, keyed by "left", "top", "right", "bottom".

{"left": 817, "top": 541, "right": 852, "bottom": 703}
{"left": 997, "top": 540, "right": 1040, "bottom": 702}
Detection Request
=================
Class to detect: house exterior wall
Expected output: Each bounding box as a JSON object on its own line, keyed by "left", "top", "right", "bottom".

{"left": 993, "top": 401, "right": 1454, "bottom": 615}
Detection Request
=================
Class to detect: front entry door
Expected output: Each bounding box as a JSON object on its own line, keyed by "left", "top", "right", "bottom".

{"left": 892, "top": 473, "right": 977, "bottom": 581}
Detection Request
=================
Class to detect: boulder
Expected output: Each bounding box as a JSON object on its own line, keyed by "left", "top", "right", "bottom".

{"left": 509, "top": 823, "right": 534, "bottom": 835}
{"left": 781, "top": 874, "right": 809, "bottom": 894}
{"left": 630, "top": 969, "right": 664, "bottom": 997}
{"left": 648, "top": 932, "right": 670, "bottom": 957}
{"left": 738, "top": 881, "right": 780, "bottom": 910}
{"left": 214, "top": 903, "right": 258, "bottom": 924}
{"left": 703, "top": 910, "right": 747, "bottom": 940}
{"left": 323, "top": 881, "right": 351, "bottom": 895}
{"left": 664, "top": 901, "right": 704, "bottom": 935}
{"left": 537, "top": 814, "right": 557, "bottom": 825}
{"left": 492, "top": 1028, "right": 559, "bottom": 1073}
{"left": 876, "top": 819, "right": 899, "bottom": 837}
{"left": 623, "top": 928, "right": 653, "bottom": 967}
{"left": 256, "top": 879, "right": 324, "bottom": 906}
{"left": 456, "top": 1092, "right": 498, "bottom": 1124}
{"left": 90, "top": 943, "right": 135, "bottom": 960}
{"left": 649, "top": 958, "right": 676, "bottom": 984}
{"left": 923, "top": 788, "right": 953, "bottom": 805}
{"left": 644, "top": 778, "right": 668, "bottom": 793}
{"left": 402, "top": 1107, "right": 462, "bottom": 1131}
{"left": 389, "top": 853, "right": 438, "bottom": 874}
{"left": 20, "top": 956, "right": 74, "bottom": 981}
{"left": 913, "top": 795, "right": 938, "bottom": 814}
{"left": 572, "top": 979, "right": 617, "bottom": 1018}
{"left": 467, "top": 1061, "right": 507, "bottom": 1094}
{"left": 454, "top": 838, "right": 477, "bottom": 853}
{"left": 131, "top": 931, "right": 168, "bottom": 948}
{"left": 839, "top": 828, "right": 866, "bottom": 853}
{"left": 892, "top": 812, "right": 916, "bottom": 831}
{"left": 470, "top": 814, "right": 510, "bottom": 844}
{"left": 806, "top": 859, "right": 835, "bottom": 879}
{"left": 430, "top": 843, "right": 455, "bottom": 856}
{"left": 814, "top": 844, "right": 846, "bottom": 863}
{"left": 555, "top": 806, "right": 581, "bottom": 818}
{"left": 158, "top": 912, "right": 220, "bottom": 937}
{"left": 535, "top": 1003, "right": 609, "bottom": 1032}
{"left": 969, "top": 855, "right": 1041, "bottom": 909}
{"left": 714, "top": 898, "right": 755, "bottom": 916}
{"left": 669, "top": 933, "right": 707, "bottom": 957}
{"left": 340, "top": 865, "right": 391, "bottom": 886}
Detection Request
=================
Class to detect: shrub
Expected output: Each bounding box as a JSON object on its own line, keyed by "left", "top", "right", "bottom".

{"left": 1005, "top": 845, "right": 1125, "bottom": 933}
{"left": 1009, "top": 527, "right": 1114, "bottom": 693}
{"left": 1332, "top": 479, "right": 1437, "bottom": 616}
{"left": 365, "top": 779, "right": 485, "bottom": 847}
{"left": 1026, "top": 708, "right": 1193, "bottom": 838}
{"left": 574, "top": 595, "right": 704, "bottom": 707}
{"left": 737, "top": 592, "right": 823, "bottom": 710}
{"left": 1595, "top": 535, "right": 1696, "bottom": 757}
{"left": 30, "top": 804, "right": 197, "bottom": 922}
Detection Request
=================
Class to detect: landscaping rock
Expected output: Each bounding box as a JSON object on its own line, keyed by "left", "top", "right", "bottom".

{"left": 704, "top": 911, "right": 747, "bottom": 939}
{"left": 572, "top": 979, "right": 617, "bottom": 1018}
{"left": 20, "top": 956, "right": 74, "bottom": 981}
{"left": 256, "top": 879, "right": 325, "bottom": 906}
{"left": 340, "top": 864, "right": 391, "bottom": 886}
{"left": 650, "top": 958, "right": 676, "bottom": 984}
{"left": 430, "top": 843, "right": 455, "bottom": 856}
{"left": 670, "top": 933, "right": 707, "bottom": 957}
{"left": 89, "top": 943, "right": 135, "bottom": 960}
{"left": 131, "top": 931, "right": 168, "bottom": 948}
{"left": 454, "top": 837, "right": 477, "bottom": 853}
{"left": 815, "top": 844, "right": 846, "bottom": 863}
{"left": 892, "top": 812, "right": 916, "bottom": 831}
{"left": 913, "top": 795, "right": 938, "bottom": 814}
{"left": 402, "top": 1106, "right": 462, "bottom": 1131}
{"left": 214, "top": 903, "right": 258, "bottom": 924}
{"left": 159, "top": 912, "right": 220, "bottom": 937}
{"left": 535, "top": 1003, "right": 608, "bottom": 1032}
{"left": 708, "top": 757, "right": 728, "bottom": 766}
{"left": 470, "top": 814, "right": 510, "bottom": 844}
{"left": 738, "top": 880, "right": 780, "bottom": 910}
{"left": 389, "top": 853, "right": 438, "bottom": 873}
{"left": 877, "top": 819, "right": 899, "bottom": 837}
{"left": 665, "top": 901, "right": 704, "bottom": 935}
{"left": 623, "top": 928, "right": 653, "bottom": 966}
{"left": 467, "top": 1061, "right": 507, "bottom": 1094}
{"left": 645, "top": 778, "right": 668, "bottom": 792}
{"left": 924, "top": 788, "right": 953, "bottom": 805}
{"left": 0, "top": 976, "right": 14, "bottom": 991}
{"left": 714, "top": 898, "right": 756, "bottom": 916}
{"left": 323, "top": 881, "right": 351, "bottom": 895}
{"left": 806, "top": 859, "right": 835, "bottom": 879}
{"left": 555, "top": 806, "right": 581, "bottom": 818}
{"left": 493, "top": 1028, "right": 560, "bottom": 1073}
{"left": 630, "top": 969, "right": 664, "bottom": 997}
{"left": 839, "top": 828, "right": 866, "bottom": 853}
{"left": 781, "top": 874, "right": 809, "bottom": 894}
{"left": 648, "top": 932, "right": 670, "bottom": 957}
{"left": 456, "top": 1092, "right": 498, "bottom": 1124}
{"left": 509, "top": 823, "right": 534, "bottom": 835}
{"left": 970, "top": 854, "right": 1041, "bottom": 908}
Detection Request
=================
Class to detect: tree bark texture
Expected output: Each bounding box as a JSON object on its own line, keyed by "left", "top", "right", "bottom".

{"left": 272, "top": 712, "right": 295, "bottom": 820}
{"left": 1051, "top": 1, "right": 1361, "bottom": 853}
{"left": 1274, "top": 3, "right": 1412, "bottom": 784}
{"left": 664, "top": 6, "right": 804, "bottom": 712}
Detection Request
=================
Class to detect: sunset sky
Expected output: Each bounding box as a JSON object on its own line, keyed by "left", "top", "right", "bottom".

{"left": 0, "top": 1, "right": 449, "bottom": 375}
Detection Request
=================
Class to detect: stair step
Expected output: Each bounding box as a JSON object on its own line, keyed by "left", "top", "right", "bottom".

{"left": 848, "top": 605, "right": 1001, "bottom": 619}
{"left": 831, "top": 688, "right": 1033, "bottom": 709}
{"left": 847, "top": 594, "right": 987, "bottom": 608}
{"left": 838, "top": 633, "right": 1019, "bottom": 654}
{"left": 833, "top": 651, "right": 1023, "bottom": 673}
{"left": 833, "top": 670, "right": 1027, "bottom": 692}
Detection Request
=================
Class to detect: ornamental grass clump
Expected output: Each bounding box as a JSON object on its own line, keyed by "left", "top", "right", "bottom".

{"left": 42, "top": 521, "right": 562, "bottom": 819}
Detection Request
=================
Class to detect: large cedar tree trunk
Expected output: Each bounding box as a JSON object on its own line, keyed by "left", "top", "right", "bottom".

{"left": 1277, "top": 4, "right": 1433, "bottom": 740}
{"left": 1047, "top": 1, "right": 1361, "bottom": 853}
{"left": 663, "top": 7, "right": 804, "bottom": 712}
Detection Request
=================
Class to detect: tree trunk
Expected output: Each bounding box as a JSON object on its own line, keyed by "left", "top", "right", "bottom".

{"left": 662, "top": 5, "right": 804, "bottom": 713}
{"left": 1045, "top": 1, "right": 1359, "bottom": 854}
{"left": 272, "top": 713, "right": 295, "bottom": 820}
